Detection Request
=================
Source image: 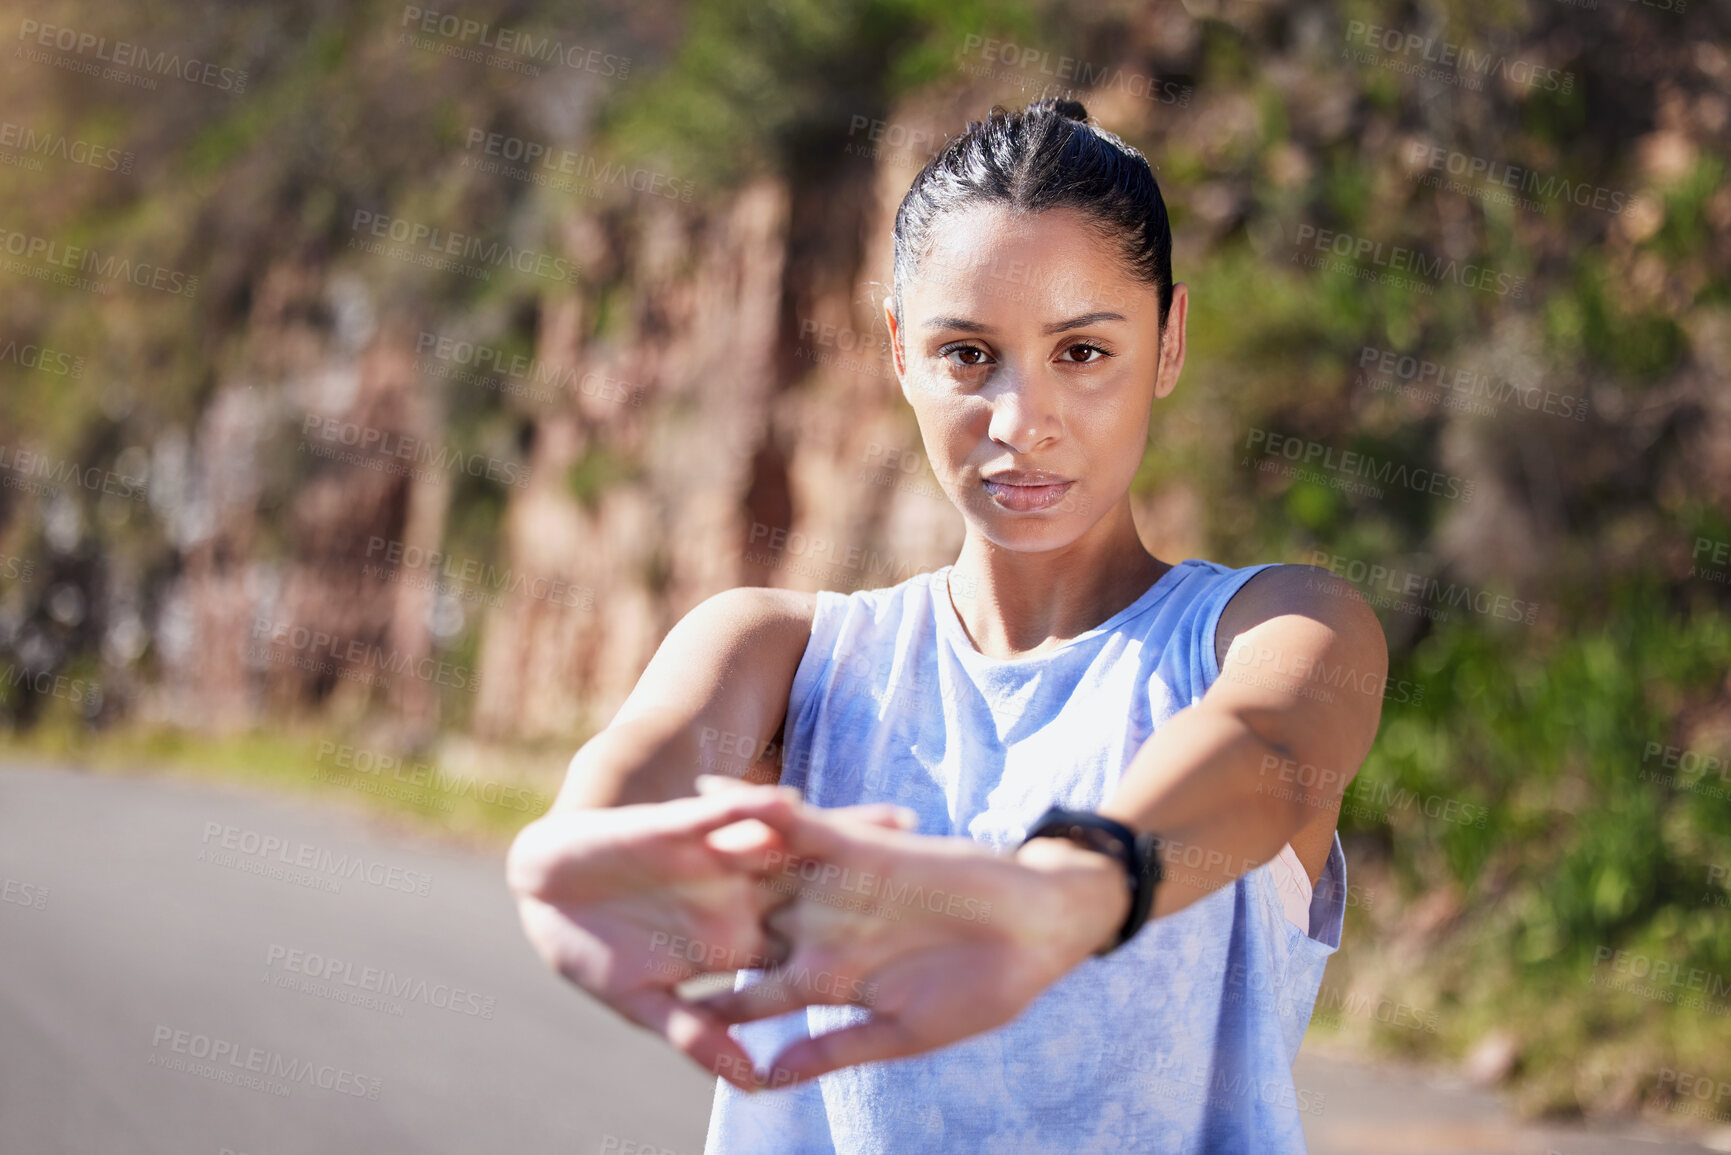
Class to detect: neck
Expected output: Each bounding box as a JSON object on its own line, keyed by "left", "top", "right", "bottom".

{"left": 946, "top": 503, "right": 1171, "bottom": 660}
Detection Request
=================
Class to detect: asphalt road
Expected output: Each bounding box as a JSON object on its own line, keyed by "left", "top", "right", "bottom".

{"left": 0, "top": 762, "right": 1719, "bottom": 1155}
{"left": 1294, "top": 1046, "right": 1725, "bottom": 1155}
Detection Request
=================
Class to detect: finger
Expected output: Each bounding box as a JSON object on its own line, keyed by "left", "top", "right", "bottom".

{"left": 697, "top": 965, "right": 843, "bottom": 1025}
{"left": 747, "top": 814, "right": 922, "bottom": 905}
{"left": 705, "top": 817, "right": 778, "bottom": 855}
{"left": 652, "top": 785, "right": 803, "bottom": 840}
{"left": 613, "top": 987, "right": 767, "bottom": 1092}
{"left": 826, "top": 802, "right": 920, "bottom": 831}
{"left": 698, "top": 775, "right": 911, "bottom": 832}
{"left": 523, "top": 789, "right": 802, "bottom": 898}
{"left": 768, "top": 1019, "right": 921, "bottom": 1085}
{"left": 693, "top": 773, "right": 752, "bottom": 796}
{"left": 704, "top": 821, "right": 799, "bottom": 877}
{"left": 704, "top": 803, "right": 910, "bottom": 872}
{"left": 738, "top": 803, "right": 872, "bottom": 863}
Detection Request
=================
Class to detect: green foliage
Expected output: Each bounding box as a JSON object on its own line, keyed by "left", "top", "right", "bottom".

{"left": 594, "top": 0, "right": 1038, "bottom": 195}
{"left": 1547, "top": 251, "right": 1688, "bottom": 384}
{"left": 1648, "top": 154, "right": 1725, "bottom": 267}
{"left": 1341, "top": 580, "right": 1731, "bottom": 1092}
{"left": 3, "top": 0, "right": 1727, "bottom": 1116}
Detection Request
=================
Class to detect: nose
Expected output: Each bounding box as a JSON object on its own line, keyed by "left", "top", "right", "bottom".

{"left": 985, "top": 369, "right": 1060, "bottom": 454}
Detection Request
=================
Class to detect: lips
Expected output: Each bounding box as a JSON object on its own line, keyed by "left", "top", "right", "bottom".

{"left": 981, "top": 471, "right": 1074, "bottom": 512}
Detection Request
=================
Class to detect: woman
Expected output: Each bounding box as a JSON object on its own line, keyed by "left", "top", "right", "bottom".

{"left": 507, "top": 98, "right": 1386, "bottom": 1154}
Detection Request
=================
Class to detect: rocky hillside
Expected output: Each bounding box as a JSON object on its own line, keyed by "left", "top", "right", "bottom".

{"left": 2, "top": 0, "right": 1730, "bottom": 1123}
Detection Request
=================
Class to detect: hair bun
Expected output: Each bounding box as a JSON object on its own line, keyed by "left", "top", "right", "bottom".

{"left": 977, "top": 98, "right": 1089, "bottom": 132}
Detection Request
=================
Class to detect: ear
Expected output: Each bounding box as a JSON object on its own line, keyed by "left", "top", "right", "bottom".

{"left": 1152, "top": 282, "right": 1188, "bottom": 401}
{"left": 883, "top": 296, "right": 910, "bottom": 402}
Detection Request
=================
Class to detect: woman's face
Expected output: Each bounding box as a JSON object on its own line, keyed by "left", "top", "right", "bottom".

{"left": 884, "top": 202, "right": 1188, "bottom": 554}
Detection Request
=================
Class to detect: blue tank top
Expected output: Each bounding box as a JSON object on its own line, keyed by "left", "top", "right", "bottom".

{"left": 705, "top": 559, "right": 1346, "bottom": 1154}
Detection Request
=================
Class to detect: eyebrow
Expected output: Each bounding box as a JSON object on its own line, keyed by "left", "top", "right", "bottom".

{"left": 923, "top": 311, "right": 1128, "bottom": 335}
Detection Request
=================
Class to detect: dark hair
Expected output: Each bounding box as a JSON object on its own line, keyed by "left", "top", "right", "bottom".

{"left": 890, "top": 97, "right": 1174, "bottom": 334}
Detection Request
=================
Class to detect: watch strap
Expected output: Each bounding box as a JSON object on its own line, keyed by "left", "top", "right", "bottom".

{"left": 1020, "top": 805, "right": 1162, "bottom": 955}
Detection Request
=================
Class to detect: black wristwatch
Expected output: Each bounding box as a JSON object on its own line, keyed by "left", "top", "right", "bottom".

{"left": 1019, "top": 805, "right": 1162, "bottom": 956}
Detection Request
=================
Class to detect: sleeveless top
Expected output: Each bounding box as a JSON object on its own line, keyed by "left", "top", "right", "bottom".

{"left": 704, "top": 559, "right": 1347, "bottom": 1155}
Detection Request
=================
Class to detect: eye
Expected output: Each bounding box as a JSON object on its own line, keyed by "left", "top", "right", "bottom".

{"left": 939, "top": 343, "right": 992, "bottom": 368}
{"left": 1062, "top": 343, "right": 1111, "bottom": 364}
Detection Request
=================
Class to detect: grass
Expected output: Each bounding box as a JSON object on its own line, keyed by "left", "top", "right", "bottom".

{"left": 0, "top": 720, "right": 572, "bottom": 851}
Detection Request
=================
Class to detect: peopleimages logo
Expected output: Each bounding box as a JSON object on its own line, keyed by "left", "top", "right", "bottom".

{"left": 0, "top": 120, "right": 133, "bottom": 175}
{"left": 264, "top": 943, "right": 497, "bottom": 1019}
{"left": 759, "top": 849, "right": 992, "bottom": 925}
{"left": 0, "top": 337, "right": 84, "bottom": 377}
{"left": 1, "top": 663, "right": 104, "bottom": 710}
{"left": 16, "top": 19, "right": 250, "bottom": 92}
{"left": 1306, "top": 550, "right": 1541, "bottom": 625}
{"left": 844, "top": 114, "right": 954, "bottom": 163}
{"left": 1356, "top": 345, "right": 1588, "bottom": 423}
{"left": 0, "top": 226, "right": 199, "bottom": 297}
{"left": 1304, "top": 983, "right": 1440, "bottom": 1034}
{"left": 461, "top": 129, "right": 693, "bottom": 201}
{"left": 414, "top": 330, "right": 643, "bottom": 407}
{"left": 1, "top": 875, "right": 48, "bottom": 910}
{"left": 348, "top": 210, "right": 578, "bottom": 285}
{"left": 316, "top": 739, "right": 548, "bottom": 813}
{"left": 249, "top": 615, "right": 482, "bottom": 694}
{"left": 955, "top": 35, "right": 1193, "bottom": 106}
{"left": 362, "top": 535, "right": 593, "bottom": 611}
{"left": 1245, "top": 429, "right": 1477, "bottom": 503}
{"left": 1640, "top": 741, "right": 1731, "bottom": 785}
{"left": 1343, "top": 20, "right": 1573, "bottom": 94}
{"left": 199, "top": 820, "right": 435, "bottom": 896}
{"left": 744, "top": 523, "right": 955, "bottom": 588}
{"left": 1590, "top": 946, "right": 1731, "bottom": 1014}
{"left": 1291, "top": 224, "right": 1527, "bottom": 299}
{"left": 0, "top": 443, "right": 148, "bottom": 501}
{"left": 1406, "top": 142, "right": 1646, "bottom": 217}
{"left": 397, "top": 6, "right": 630, "bottom": 77}
{"left": 300, "top": 414, "right": 531, "bottom": 489}
{"left": 148, "top": 1025, "right": 381, "bottom": 1099}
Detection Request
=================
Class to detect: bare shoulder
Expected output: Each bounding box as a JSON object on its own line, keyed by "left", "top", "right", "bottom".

{"left": 1214, "top": 563, "right": 1386, "bottom": 674}
{"left": 678, "top": 585, "right": 819, "bottom": 658}
{"left": 1206, "top": 565, "right": 1388, "bottom": 886}
{"left": 610, "top": 584, "right": 819, "bottom": 734}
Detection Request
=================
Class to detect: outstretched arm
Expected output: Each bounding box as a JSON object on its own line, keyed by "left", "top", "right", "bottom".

{"left": 698, "top": 564, "right": 1388, "bottom": 1083}
{"left": 542, "top": 585, "right": 817, "bottom": 811}
{"left": 505, "top": 586, "right": 923, "bottom": 1088}
{"left": 1086, "top": 562, "right": 1387, "bottom": 925}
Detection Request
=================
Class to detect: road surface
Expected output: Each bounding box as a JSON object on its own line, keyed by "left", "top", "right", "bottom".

{"left": 0, "top": 762, "right": 1718, "bottom": 1154}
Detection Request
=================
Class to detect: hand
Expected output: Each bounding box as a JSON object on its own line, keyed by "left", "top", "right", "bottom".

{"left": 695, "top": 807, "right": 1131, "bottom": 1086}
{"left": 506, "top": 784, "right": 915, "bottom": 1089}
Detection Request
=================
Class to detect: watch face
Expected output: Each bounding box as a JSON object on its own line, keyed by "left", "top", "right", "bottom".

{"left": 1061, "top": 824, "right": 1131, "bottom": 867}
{"left": 1026, "top": 809, "right": 1135, "bottom": 871}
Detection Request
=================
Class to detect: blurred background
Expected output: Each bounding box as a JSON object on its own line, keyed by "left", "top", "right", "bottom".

{"left": 2, "top": 0, "right": 1730, "bottom": 1151}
